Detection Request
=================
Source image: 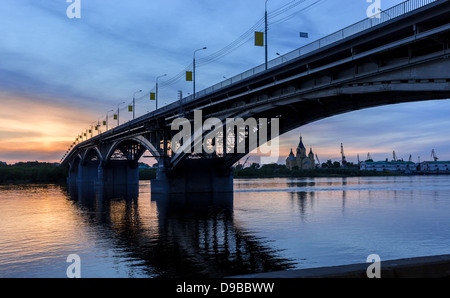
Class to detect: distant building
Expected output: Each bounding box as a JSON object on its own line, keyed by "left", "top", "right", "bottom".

{"left": 360, "top": 160, "right": 416, "bottom": 173}
{"left": 286, "top": 137, "right": 315, "bottom": 170}
{"left": 419, "top": 161, "right": 450, "bottom": 174}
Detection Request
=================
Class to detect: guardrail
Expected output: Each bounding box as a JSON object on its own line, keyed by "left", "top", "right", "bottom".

{"left": 179, "top": 0, "right": 439, "bottom": 106}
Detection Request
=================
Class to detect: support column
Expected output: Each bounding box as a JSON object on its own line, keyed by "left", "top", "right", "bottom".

{"left": 77, "top": 160, "right": 101, "bottom": 184}
{"left": 98, "top": 161, "right": 104, "bottom": 182}
{"left": 67, "top": 165, "right": 78, "bottom": 185}
{"left": 151, "top": 158, "right": 233, "bottom": 195}
{"left": 102, "top": 160, "right": 139, "bottom": 186}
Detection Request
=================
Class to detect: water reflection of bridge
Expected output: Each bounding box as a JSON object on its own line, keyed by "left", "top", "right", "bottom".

{"left": 67, "top": 183, "right": 295, "bottom": 277}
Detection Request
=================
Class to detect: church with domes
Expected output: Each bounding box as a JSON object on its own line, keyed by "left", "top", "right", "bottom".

{"left": 286, "top": 137, "right": 316, "bottom": 170}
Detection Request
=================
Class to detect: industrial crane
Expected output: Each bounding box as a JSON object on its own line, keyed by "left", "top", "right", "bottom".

{"left": 315, "top": 154, "right": 321, "bottom": 166}
{"left": 393, "top": 151, "right": 398, "bottom": 162}
{"left": 431, "top": 149, "right": 439, "bottom": 162}
{"left": 235, "top": 156, "right": 250, "bottom": 169}
{"left": 242, "top": 156, "right": 250, "bottom": 168}
{"left": 341, "top": 143, "right": 347, "bottom": 167}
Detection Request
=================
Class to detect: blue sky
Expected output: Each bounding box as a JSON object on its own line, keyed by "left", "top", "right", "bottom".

{"left": 0, "top": 0, "right": 449, "bottom": 164}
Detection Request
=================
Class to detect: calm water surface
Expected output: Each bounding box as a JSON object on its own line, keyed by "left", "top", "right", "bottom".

{"left": 1, "top": 176, "right": 450, "bottom": 277}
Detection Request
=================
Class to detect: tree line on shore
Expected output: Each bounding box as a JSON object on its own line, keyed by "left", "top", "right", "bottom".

{"left": 0, "top": 162, "right": 68, "bottom": 184}
{"left": 0, "top": 160, "right": 400, "bottom": 184}
{"left": 0, "top": 161, "right": 160, "bottom": 184}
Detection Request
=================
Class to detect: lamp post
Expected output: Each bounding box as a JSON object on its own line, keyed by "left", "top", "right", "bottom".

{"left": 96, "top": 120, "right": 100, "bottom": 135}
{"left": 90, "top": 121, "right": 98, "bottom": 138}
{"left": 106, "top": 109, "right": 114, "bottom": 130}
{"left": 117, "top": 101, "right": 125, "bottom": 126}
{"left": 97, "top": 117, "right": 103, "bottom": 134}
{"left": 156, "top": 74, "right": 167, "bottom": 110}
{"left": 193, "top": 47, "right": 207, "bottom": 99}
{"left": 133, "top": 90, "right": 142, "bottom": 120}
{"left": 265, "top": 0, "right": 269, "bottom": 70}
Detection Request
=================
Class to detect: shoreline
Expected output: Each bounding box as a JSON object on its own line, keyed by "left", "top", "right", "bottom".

{"left": 2, "top": 171, "right": 448, "bottom": 186}
{"left": 1, "top": 164, "right": 448, "bottom": 185}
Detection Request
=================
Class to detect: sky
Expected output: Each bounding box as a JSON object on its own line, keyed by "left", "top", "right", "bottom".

{"left": 0, "top": 0, "right": 449, "bottom": 165}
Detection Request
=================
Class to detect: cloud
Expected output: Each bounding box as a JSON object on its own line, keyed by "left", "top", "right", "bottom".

{"left": 0, "top": 91, "right": 97, "bottom": 163}
{"left": 0, "top": 130, "right": 45, "bottom": 140}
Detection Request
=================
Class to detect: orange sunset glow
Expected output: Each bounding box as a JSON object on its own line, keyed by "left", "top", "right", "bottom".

{"left": 0, "top": 92, "right": 95, "bottom": 164}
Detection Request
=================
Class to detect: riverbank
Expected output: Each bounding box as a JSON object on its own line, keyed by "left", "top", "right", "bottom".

{"left": 233, "top": 164, "right": 405, "bottom": 178}
{"left": 0, "top": 163, "right": 158, "bottom": 184}
{"left": 0, "top": 162, "right": 407, "bottom": 185}
{"left": 0, "top": 162, "right": 68, "bottom": 184}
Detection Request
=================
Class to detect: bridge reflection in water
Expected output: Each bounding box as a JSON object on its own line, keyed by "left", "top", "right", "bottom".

{"left": 67, "top": 182, "right": 295, "bottom": 277}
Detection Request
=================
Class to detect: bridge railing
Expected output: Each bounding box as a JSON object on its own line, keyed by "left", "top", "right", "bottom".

{"left": 179, "top": 0, "right": 439, "bottom": 106}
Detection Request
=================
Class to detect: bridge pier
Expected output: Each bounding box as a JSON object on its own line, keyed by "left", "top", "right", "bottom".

{"left": 102, "top": 160, "right": 139, "bottom": 186}
{"left": 68, "top": 160, "right": 139, "bottom": 186}
{"left": 151, "top": 159, "right": 233, "bottom": 195}
{"left": 73, "top": 160, "right": 101, "bottom": 184}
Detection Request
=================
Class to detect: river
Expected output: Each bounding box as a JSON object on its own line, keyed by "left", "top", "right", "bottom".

{"left": 1, "top": 175, "right": 449, "bottom": 278}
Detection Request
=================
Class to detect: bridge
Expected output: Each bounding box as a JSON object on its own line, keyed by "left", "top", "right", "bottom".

{"left": 61, "top": 0, "right": 450, "bottom": 195}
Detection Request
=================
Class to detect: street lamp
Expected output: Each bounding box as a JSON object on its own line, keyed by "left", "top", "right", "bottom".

{"left": 265, "top": 0, "right": 269, "bottom": 70}
{"left": 156, "top": 74, "right": 167, "bottom": 110}
{"left": 106, "top": 109, "right": 114, "bottom": 130}
{"left": 133, "top": 90, "right": 142, "bottom": 120}
{"left": 90, "top": 120, "right": 99, "bottom": 138}
{"left": 193, "top": 47, "right": 207, "bottom": 99}
{"left": 95, "top": 120, "right": 100, "bottom": 135}
{"left": 97, "top": 117, "right": 104, "bottom": 134}
{"left": 117, "top": 101, "right": 125, "bottom": 126}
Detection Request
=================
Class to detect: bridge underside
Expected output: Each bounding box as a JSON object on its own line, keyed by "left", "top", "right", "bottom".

{"left": 185, "top": 57, "right": 450, "bottom": 170}
{"left": 152, "top": 159, "right": 233, "bottom": 194}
